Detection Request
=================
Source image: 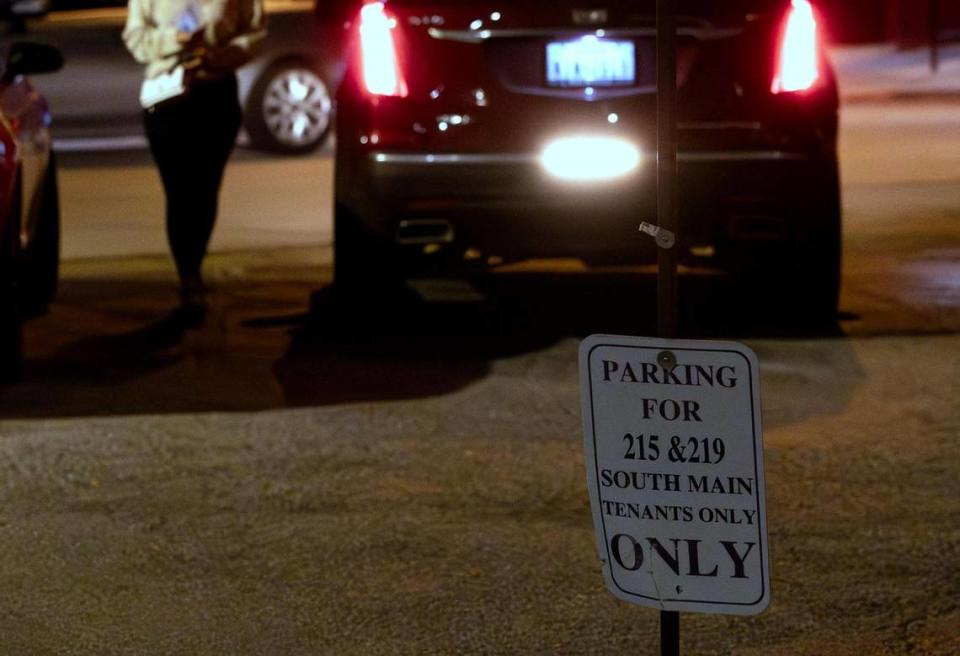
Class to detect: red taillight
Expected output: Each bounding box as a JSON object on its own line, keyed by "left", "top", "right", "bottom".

{"left": 359, "top": 2, "right": 407, "bottom": 97}
{"left": 771, "top": 0, "right": 821, "bottom": 94}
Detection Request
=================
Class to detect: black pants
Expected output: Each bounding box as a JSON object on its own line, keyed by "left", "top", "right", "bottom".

{"left": 144, "top": 74, "right": 242, "bottom": 282}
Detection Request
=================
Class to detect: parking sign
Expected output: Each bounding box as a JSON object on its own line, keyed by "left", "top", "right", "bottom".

{"left": 580, "top": 335, "right": 770, "bottom": 615}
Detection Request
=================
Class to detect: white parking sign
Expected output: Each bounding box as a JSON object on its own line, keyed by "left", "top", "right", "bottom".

{"left": 579, "top": 335, "right": 770, "bottom": 616}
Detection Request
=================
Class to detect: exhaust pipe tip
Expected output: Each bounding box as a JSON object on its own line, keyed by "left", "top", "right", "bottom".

{"left": 396, "top": 219, "right": 455, "bottom": 245}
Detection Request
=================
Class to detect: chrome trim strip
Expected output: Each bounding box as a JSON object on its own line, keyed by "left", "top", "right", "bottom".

{"left": 678, "top": 151, "right": 807, "bottom": 162}
{"left": 370, "top": 151, "right": 806, "bottom": 165}
{"left": 427, "top": 26, "right": 742, "bottom": 43}
{"left": 372, "top": 153, "right": 538, "bottom": 165}
{"left": 678, "top": 121, "right": 764, "bottom": 131}
{"left": 502, "top": 85, "right": 656, "bottom": 100}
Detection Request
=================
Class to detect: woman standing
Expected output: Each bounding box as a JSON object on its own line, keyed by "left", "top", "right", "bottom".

{"left": 124, "top": 0, "right": 264, "bottom": 321}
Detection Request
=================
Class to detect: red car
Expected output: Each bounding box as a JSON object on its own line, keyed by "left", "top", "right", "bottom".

{"left": 0, "top": 40, "right": 63, "bottom": 381}
{"left": 333, "top": 0, "right": 841, "bottom": 315}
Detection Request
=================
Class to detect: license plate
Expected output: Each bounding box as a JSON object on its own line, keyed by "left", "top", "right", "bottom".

{"left": 546, "top": 38, "right": 636, "bottom": 88}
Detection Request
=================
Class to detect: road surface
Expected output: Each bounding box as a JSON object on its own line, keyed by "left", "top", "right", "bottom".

{"left": 57, "top": 145, "right": 333, "bottom": 260}
{"left": 56, "top": 99, "right": 960, "bottom": 337}
{"left": 0, "top": 100, "right": 957, "bottom": 654}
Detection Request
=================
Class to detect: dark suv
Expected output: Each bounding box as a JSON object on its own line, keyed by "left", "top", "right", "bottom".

{"left": 333, "top": 0, "right": 841, "bottom": 314}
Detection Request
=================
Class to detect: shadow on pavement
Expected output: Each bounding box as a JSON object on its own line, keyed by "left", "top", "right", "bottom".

{"left": 1, "top": 269, "right": 861, "bottom": 420}
{"left": 29, "top": 311, "right": 193, "bottom": 384}
{"left": 272, "top": 271, "right": 853, "bottom": 407}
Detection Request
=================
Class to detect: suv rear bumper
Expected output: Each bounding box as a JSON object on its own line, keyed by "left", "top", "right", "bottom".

{"left": 338, "top": 147, "right": 837, "bottom": 266}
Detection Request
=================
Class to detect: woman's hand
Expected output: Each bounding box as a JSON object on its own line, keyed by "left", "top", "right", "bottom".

{"left": 174, "top": 30, "right": 207, "bottom": 68}
{"left": 176, "top": 30, "right": 204, "bottom": 46}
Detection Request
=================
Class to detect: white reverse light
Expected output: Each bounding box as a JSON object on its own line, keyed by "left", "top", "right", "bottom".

{"left": 541, "top": 136, "right": 641, "bottom": 181}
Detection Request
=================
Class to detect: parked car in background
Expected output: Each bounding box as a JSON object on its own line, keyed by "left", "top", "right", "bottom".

{"left": 21, "top": 0, "right": 344, "bottom": 154}
{"left": 0, "top": 38, "right": 63, "bottom": 380}
{"left": 333, "top": 0, "right": 842, "bottom": 316}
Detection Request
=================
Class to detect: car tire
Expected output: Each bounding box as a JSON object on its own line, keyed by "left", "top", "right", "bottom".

{"left": 21, "top": 152, "right": 60, "bottom": 317}
{"left": 784, "top": 159, "right": 842, "bottom": 321}
{"left": 733, "top": 186, "right": 841, "bottom": 323}
{"left": 333, "top": 203, "right": 403, "bottom": 299}
{"left": 791, "top": 206, "right": 842, "bottom": 320}
{"left": 245, "top": 60, "right": 333, "bottom": 155}
{"left": 0, "top": 182, "right": 23, "bottom": 384}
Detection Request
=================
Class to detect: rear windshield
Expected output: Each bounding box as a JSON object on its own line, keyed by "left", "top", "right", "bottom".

{"left": 325, "top": 0, "right": 789, "bottom": 25}
{"left": 381, "top": 0, "right": 788, "bottom": 20}
{"left": 384, "top": 0, "right": 786, "bottom": 8}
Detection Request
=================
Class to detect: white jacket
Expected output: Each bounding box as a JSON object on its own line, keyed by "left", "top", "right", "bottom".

{"left": 123, "top": 0, "right": 265, "bottom": 79}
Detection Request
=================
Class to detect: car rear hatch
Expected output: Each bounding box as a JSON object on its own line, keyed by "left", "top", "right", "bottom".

{"left": 358, "top": 0, "right": 788, "bottom": 153}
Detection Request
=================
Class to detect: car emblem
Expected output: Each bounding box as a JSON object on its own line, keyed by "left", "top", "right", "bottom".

{"left": 572, "top": 8, "right": 608, "bottom": 26}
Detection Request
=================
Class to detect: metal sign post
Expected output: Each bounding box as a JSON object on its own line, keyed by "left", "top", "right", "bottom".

{"left": 656, "top": 0, "right": 680, "bottom": 654}
{"left": 656, "top": 0, "right": 679, "bottom": 343}
{"left": 930, "top": 0, "right": 941, "bottom": 73}
{"left": 587, "top": 3, "right": 768, "bottom": 653}
{"left": 581, "top": 0, "right": 774, "bottom": 649}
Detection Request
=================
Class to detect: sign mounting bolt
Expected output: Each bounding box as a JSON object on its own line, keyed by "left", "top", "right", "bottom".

{"left": 657, "top": 350, "right": 677, "bottom": 372}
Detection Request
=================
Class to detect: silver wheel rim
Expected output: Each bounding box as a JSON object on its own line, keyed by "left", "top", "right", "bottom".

{"left": 262, "top": 67, "right": 332, "bottom": 148}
